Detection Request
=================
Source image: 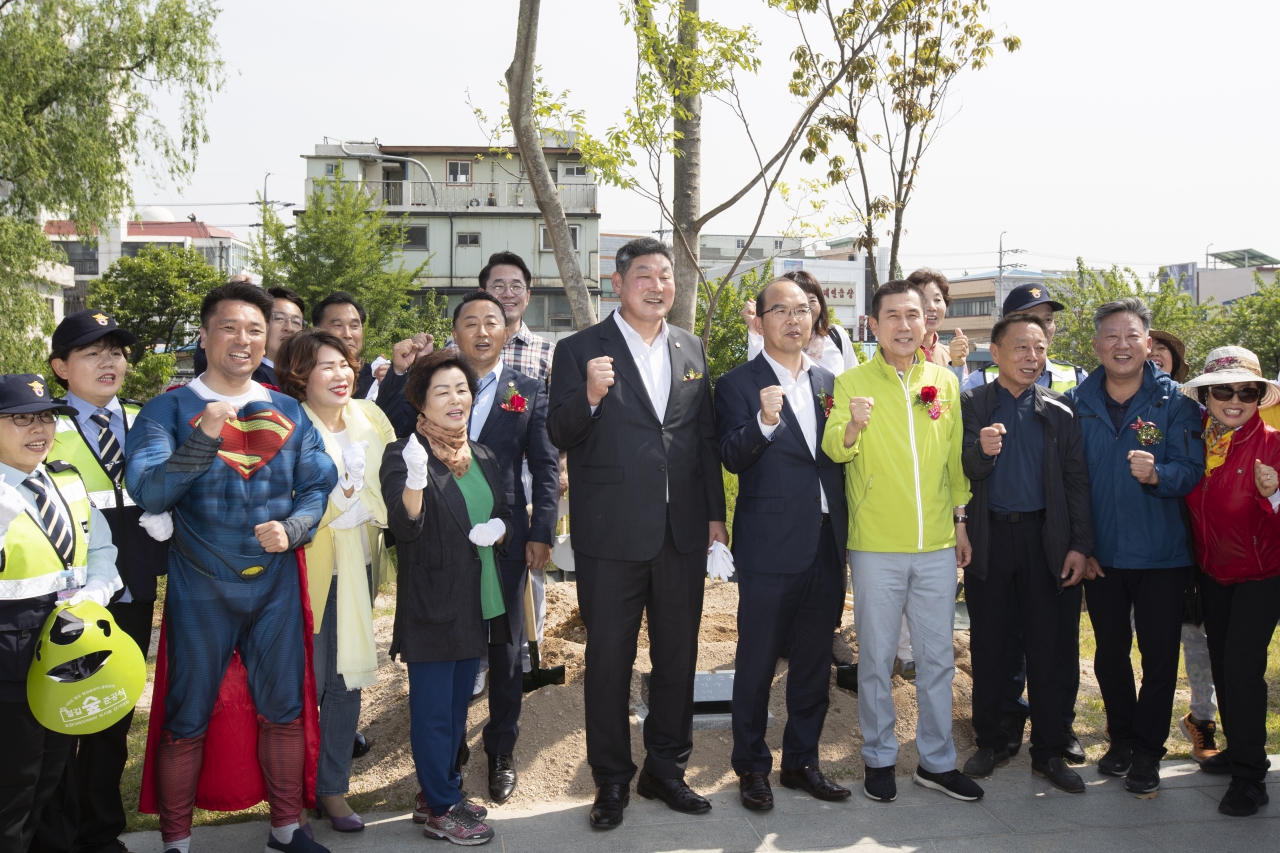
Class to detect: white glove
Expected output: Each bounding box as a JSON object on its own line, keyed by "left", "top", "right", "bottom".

{"left": 707, "top": 541, "right": 736, "bottom": 582}
{"left": 468, "top": 517, "right": 506, "bottom": 547}
{"left": 0, "top": 482, "right": 28, "bottom": 532}
{"left": 341, "top": 440, "right": 368, "bottom": 493}
{"left": 329, "top": 498, "right": 374, "bottom": 531}
{"left": 68, "top": 579, "right": 112, "bottom": 607}
{"left": 138, "top": 511, "right": 174, "bottom": 541}
{"left": 402, "top": 437, "right": 429, "bottom": 490}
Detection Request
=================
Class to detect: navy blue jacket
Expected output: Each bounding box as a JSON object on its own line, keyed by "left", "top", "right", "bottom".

{"left": 715, "top": 354, "right": 847, "bottom": 573}
{"left": 1066, "top": 361, "right": 1204, "bottom": 569}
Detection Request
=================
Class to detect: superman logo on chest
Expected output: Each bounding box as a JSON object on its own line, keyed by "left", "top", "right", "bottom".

{"left": 188, "top": 408, "right": 296, "bottom": 479}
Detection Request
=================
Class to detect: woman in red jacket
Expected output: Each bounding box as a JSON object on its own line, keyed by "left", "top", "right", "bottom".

{"left": 1182, "top": 346, "right": 1280, "bottom": 817}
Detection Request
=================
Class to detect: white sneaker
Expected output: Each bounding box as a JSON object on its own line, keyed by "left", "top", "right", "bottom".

{"left": 472, "top": 668, "right": 487, "bottom": 698}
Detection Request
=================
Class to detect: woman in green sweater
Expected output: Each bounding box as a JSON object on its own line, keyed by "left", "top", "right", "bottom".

{"left": 381, "top": 350, "right": 514, "bottom": 846}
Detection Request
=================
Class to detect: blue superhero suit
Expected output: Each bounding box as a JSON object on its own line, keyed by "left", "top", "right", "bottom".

{"left": 125, "top": 386, "right": 337, "bottom": 739}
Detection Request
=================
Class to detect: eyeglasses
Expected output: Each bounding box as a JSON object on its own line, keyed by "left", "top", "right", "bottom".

{"left": 271, "top": 313, "right": 305, "bottom": 330}
{"left": 762, "top": 305, "right": 813, "bottom": 320}
{"left": 1, "top": 412, "right": 58, "bottom": 427}
{"left": 1209, "top": 385, "right": 1262, "bottom": 404}
{"left": 487, "top": 281, "right": 528, "bottom": 296}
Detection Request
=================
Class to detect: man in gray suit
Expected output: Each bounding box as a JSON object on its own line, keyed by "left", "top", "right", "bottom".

{"left": 547, "top": 237, "right": 727, "bottom": 830}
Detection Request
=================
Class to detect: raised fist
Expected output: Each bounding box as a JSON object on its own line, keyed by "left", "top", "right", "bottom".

{"left": 1255, "top": 458, "right": 1278, "bottom": 498}
{"left": 759, "top": 385, "right": 785, "bottom": 427}
{"left": 198, "top": 402, "right": 237, "bottom": 440}
{"left": 849, "top": 396, "right": 874, "bottom": 431}
{"left": 980, "top": 423, "right": 1006, "bottom": 456}
{"left": 1127, "top": 449, "right": 1158, "bottom": 485}
{"left": 586, "top": 356, "right": 615, "bottom": 407}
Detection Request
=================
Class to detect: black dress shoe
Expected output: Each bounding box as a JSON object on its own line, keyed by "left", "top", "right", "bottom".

{"left": 487, "top": 752, "right": 518, "bottom": 803}
{"left": 962, "top": 746, "right": 1010, "bottom": 778}
{"left": 1061, "top": 725, "right": 1085, "bottom": 765}
{"left": 589, "top": 783, "right": 629, "bottom": 829}
{"left": 1001, "top": 712, "right": 1028, "bottom": 756}
{"left": 779, "top": 765, "right": 851, "bottom": 801}
{"left": 636, "top": 769, "right": 712, "bottom": 814}
{"left": 352, "top": 730, "right": 371, "bottom": 759}
{"left": 738, "top": 771, "right": 774, "bottom": 811}
{"left": 1032, "top": 756, "right": 1085, "bottom": 793}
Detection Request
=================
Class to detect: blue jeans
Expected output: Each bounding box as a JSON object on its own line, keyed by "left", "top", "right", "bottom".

{"left": 408, "top": 658, "right": 480, "bottom": 813}
{"left": 312, "top": 573, "right": 367, "bottom": 797}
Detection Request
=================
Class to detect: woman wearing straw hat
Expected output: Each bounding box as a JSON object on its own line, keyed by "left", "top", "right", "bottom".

{"left": 1181, "top": 346, "right": 1280, "bottom": 817}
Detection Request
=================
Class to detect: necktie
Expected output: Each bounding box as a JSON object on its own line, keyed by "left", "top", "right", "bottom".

{"left": 23, "top": 475, "right": 76, "bottom": 566}
{"left": 91, "top": 411, "right": 124, "bottom": 485}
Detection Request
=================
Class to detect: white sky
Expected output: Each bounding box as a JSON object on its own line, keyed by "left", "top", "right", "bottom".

{"left": 135, "top": 0, "right": 1280, "bottom": 279}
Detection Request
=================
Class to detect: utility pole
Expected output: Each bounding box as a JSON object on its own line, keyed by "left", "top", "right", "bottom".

{"left": 997, "top": 231, "right": 1025, "bottom": 317}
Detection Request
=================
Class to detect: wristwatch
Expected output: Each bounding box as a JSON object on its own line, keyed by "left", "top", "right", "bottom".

{"left": 953, "top": 514, "right": 968, "bottom": 524}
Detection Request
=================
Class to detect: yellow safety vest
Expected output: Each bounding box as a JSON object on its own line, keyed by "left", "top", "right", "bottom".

{"left": 982, "top": 360, "right": 1081, "bottom": 393}
{"left": 51, "top": 404, "right": 139, "bottom": 511}
{"left": 0, "top": 465, "right": 91, "bottom": 600}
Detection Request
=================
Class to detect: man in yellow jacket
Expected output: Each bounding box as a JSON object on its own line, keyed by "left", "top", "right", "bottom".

{"left": 821, "top": 280, "right": 980, "bottom": 804}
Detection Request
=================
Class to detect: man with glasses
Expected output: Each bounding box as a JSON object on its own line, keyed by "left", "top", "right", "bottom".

{"left": 715, "top": 278, "right": 850, "bottom": 811}
{"left": 480, "top": 252, "right": 555, "bottom": 391}
{"left": 263, "top": 287, "right": 307, "bottom": 387}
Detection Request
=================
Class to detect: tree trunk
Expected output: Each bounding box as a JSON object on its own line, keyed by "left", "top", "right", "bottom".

{"left": 668, "top": 0, "right": 701, "bottom": 333}
{"left": 505, "top": 0, "right": 597, "bottom": 331}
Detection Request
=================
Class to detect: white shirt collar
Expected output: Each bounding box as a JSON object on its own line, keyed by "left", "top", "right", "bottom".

{"left": 613, "top": 311, "right": 669, "bottom": 351}
{"left": 761, "top": 349, "right": 813, "bottom": 385}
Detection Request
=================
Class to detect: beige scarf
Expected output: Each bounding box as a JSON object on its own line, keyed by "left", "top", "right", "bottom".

{"left": 303, "top": 399, "right": 392, "bottom": 690}
{"left": 417, "top": 413, "right": 471, "bottom": 478}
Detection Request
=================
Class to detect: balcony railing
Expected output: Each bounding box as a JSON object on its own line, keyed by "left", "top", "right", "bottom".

{"left": 69, "top": 258, "right": 99, "bottom": 276}
{"left": 319, "top": 179, "right": 597, "bottom": 213}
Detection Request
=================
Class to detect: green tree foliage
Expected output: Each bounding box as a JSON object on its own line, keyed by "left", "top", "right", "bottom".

{"left": 696, "top": 267, "right": 763, "bottom": 384}
{"left": 1048, "top": 260, "right": 1232, "bottom": 377}
{"left": 0, "top": 0, "right": 224, "bottom": 370}
{"left": 121, "top": 351, "right": 176, "bottom": 402}
{"left": 250, "top": 174, "right": 449, "bottom": 361}
{"left": 1224, "top": 271, "right": 1280, "bottom": 378}
{"left": 89, "top": 244, "right": 224, "bottom": 363}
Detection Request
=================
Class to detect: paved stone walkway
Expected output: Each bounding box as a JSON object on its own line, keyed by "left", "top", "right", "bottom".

{"left": 122, "top": 757, "right": 1279, "bottom": 852}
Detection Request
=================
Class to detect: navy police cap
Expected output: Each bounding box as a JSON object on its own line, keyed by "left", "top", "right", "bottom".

{"left": 1002, "top": 282, "right": 1065, "bottom": 316}
{"left": 52, "top": 310, "right": 138, "bottom": 351}
{"left": 0, "top": 374, "right": 77, "bottom": 416}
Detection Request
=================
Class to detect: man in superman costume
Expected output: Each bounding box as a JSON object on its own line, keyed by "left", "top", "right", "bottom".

{"left": 124, "top": 282, "right": 337, "bottom": 853}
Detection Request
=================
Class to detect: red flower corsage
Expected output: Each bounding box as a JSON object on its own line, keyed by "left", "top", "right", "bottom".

{"left": 916, "top": 385, "right": 949, "bottom": 420}
{"left": 499, "top": 383, "right": 527, "bottom": 413}
{"left": 818, "top": 388, "right": 834, "bottom": 418}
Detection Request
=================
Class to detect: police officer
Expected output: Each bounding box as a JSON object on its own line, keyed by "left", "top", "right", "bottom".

{"left": 0, "top": 374, "right": 120, "bottom": 853}
{"left": 962, "top": 282, "right": 1089, "bottom": 763}
{"left": 46, "top": 310, "right": 170, "bottom": 853}
{"left": 963, "top": 283, "right": 1087, "bottom": 393}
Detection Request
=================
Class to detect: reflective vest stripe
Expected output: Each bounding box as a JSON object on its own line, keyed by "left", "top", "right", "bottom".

{"left": 0, "top": 466, "right": 92, "bottom": 600}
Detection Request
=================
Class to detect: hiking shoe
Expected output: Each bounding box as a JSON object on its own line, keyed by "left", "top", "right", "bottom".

{"left": 962, "top": 747, "right": 1010, "bottom": 778}
{"left": 1000, "top": 712, "right": 1028, "bottom": 756}
{"left": 1032, "top": 756, "right": 1085, "bottom": 793}
{"left": 863, "top": 765, "right": 897, "bottom": 802}
{"left": 422, "top": 802, "right": 494, "bottom": 845}
{"left": 914, "top": 767, "right": 984, "bottom": 801}
{"left": 1125, "top": 753, "right": 1160, "bottom": 795}
{"left": 1179, "top": 713, "right": 1221, "bottom": 763}
{"left": 1219, "top": 779, "right": 1269, "bottom": 817}
{"left": 414, "top": 791, "right": 487, "bottom": 824}
{"left": 1097, "top": 742, "right": 1132, "bottom": 777}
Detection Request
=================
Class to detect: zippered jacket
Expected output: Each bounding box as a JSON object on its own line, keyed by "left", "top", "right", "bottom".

{"left": 822, "top": 348, "right": 970, "bottom": 553}
{"left": 1185, "top": 412, "right": 1280, "bottom": 584}
{"left": 1065, "top": 362, "right": 1204, "bottom": 569}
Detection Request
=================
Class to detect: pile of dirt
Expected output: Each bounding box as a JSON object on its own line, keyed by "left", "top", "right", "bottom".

{"left": 344, "top": 578, "right": 1007, "bottom": 812}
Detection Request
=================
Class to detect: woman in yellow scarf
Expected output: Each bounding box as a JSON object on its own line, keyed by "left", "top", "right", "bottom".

{"left": 276, "top": 330, "right": 396, "bottom": 833}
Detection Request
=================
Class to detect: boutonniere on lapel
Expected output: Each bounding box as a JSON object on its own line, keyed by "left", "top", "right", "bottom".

{"left": 915, "top": 385, "right": 950, "bottom": 421}
{"left": 1130, "top": 417, "right": 1163, "bottom": 446}
{"left": 817, "top": 387, "right": 834, "bottom": 418}
{"left": 682, "top": 367, "right": 703, "bottom": 382}
{"left": 498, "top": 382, "right": 527, "bottom": 413}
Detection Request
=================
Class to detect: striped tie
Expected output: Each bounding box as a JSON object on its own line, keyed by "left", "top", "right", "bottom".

{"left": 23, "top": 475, "right": 75, "bottom": 566}
{"left": 91, "top": 411, "right": 124, "bottom": 485}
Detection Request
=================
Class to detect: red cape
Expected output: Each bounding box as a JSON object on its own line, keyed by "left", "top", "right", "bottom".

{"left": 138, "top": 548, "right": 320, "bottom": 814}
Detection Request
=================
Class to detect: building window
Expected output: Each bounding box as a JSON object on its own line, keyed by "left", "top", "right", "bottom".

{"left": 948, "top": 297, "right": 996, "bottom": 318}
{"left": 54, "top": 241, "right": 98, "bottom": 276}
{"left": 404, "top": 226, "right": 428, "bottom": 250}
{"left": 561, "top": 162, "right": 587, "bottom": 178}
{"left": 457, "top": 232, "right": 480, "bottom": 247}
{"left": 447, "top": 160, "right": 472, "bottom": 184}
{"left": 524, "top": 295, "right": 547, "bottom": 329}
{"left": 774, "top": 239, "right": 783, "bottom": 251}
{"left": 547, "top": 294, "right": 574, "bottom": 330}
{"left": 325, "top": 163, "right": 336, "bottom": 176}
{"left": 539, "top": 224, "right": 580, "bottom": 252}
{"left": 735, "top": 238, "right": 746, "bottom": 249}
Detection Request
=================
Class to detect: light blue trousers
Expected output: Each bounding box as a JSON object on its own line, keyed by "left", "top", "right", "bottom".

{"left": 852, "top": 548, "right": 958, "bottom": 774}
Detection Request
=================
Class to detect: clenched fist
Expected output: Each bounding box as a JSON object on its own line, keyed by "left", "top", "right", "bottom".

{"left": 759, "top": 385, "right": 785, "bottom": 426}
{"left": 1255, "top": 458, "right": 1279, "bottom": 498}
{"left": 255, "top": 520, "right": 290, "bottom": 553}
{"left": 980, "top": 423, "right": 1006, "bottom": 456}
{"left": 949, "top": 328, "right": 970, "bottom": 368}
{"left": 199, "top": 402, "right": 237, "bottom": 440}
{"left": 849, "top": 397, "right": 874, "bottom": 431}
{"left": 586, "top": 356, "right": 615, "bottom": 407}
{"left": 1127, "top": 449, "right": 1159, "bottom": 485}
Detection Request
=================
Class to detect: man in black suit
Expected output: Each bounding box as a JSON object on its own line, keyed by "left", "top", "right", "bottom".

{"left": 715, "top": 277, "right": 851, "bottom": 811}
{"left": 450, "top": 292, "right": 559, "bottom": 803}
{"left": 547, "top": 237, "right": 727, "bottom": 829}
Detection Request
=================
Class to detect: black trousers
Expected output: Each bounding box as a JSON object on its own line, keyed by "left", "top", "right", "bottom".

{"left": 1199, "top": 571, "right": 1280, "bottom": 783}
{"left": 68, "top": 599, "right": 154, "bottom": 851}
{"left": 483, "top": 559, "right": 527, "bottom": 757}
{"left": 0, "top": 698, "right": 74, "bottom": 853}
{"left": 966, "top": 519, "right": 1068, "bottom": 762}
{"left": 731, "top": 519, "right": 843, "bottom": 774}
{"left": 575, "top": 512, "right": 705, "bottom": 786}
{"left": 1000, "top": 584, "right": 1082, "bottom": 723}
{"left": 1084, "top": 566, "right": 1186, "bottom": 759}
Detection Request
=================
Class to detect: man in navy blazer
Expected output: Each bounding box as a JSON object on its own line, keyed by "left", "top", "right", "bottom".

{"left": 715, "top": 277, "right": 851, "bottom": 811}
{"left": 447, "top": 292, "right": 559, "bottom": 803}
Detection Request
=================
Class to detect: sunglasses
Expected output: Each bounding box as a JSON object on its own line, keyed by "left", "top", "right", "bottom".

{"left": 1209, "top": 385, "right": 1261, "bottom": 404}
